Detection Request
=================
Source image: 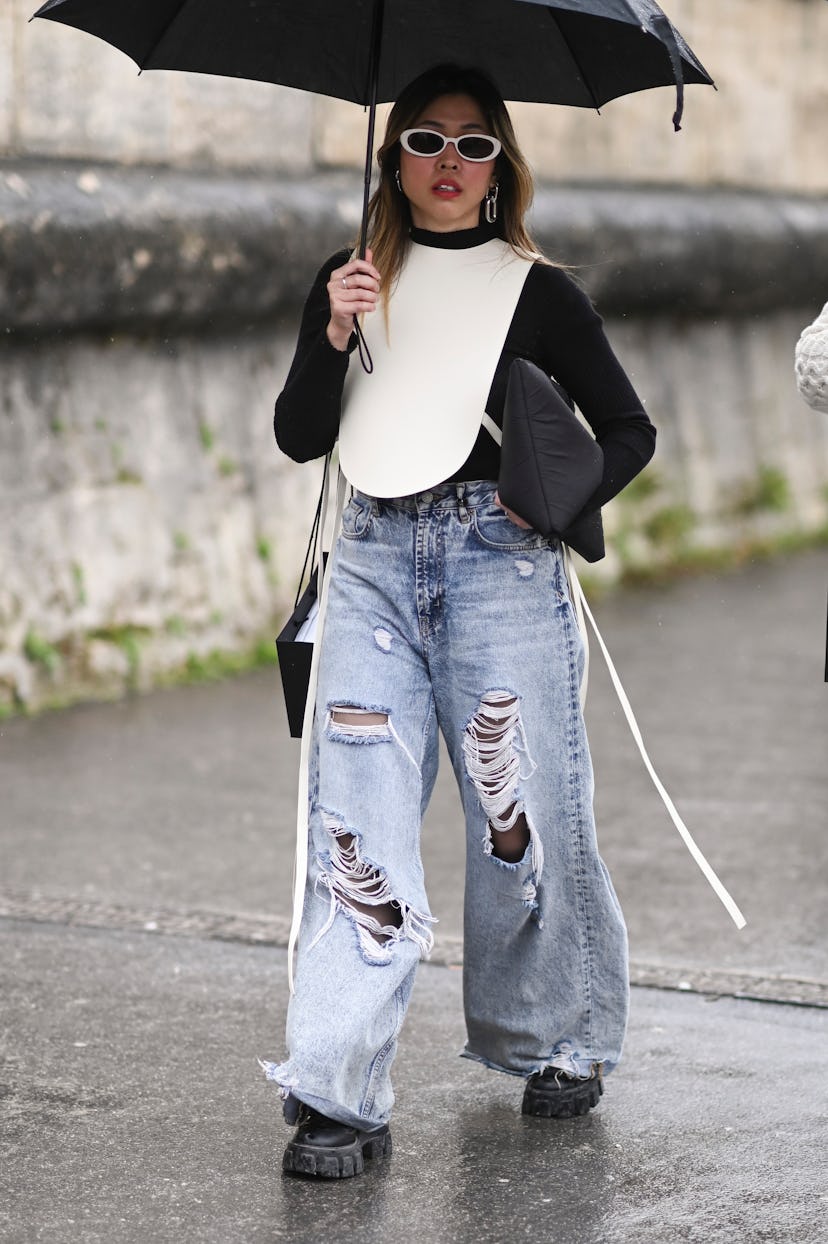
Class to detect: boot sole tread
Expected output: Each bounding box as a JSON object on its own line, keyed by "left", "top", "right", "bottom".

{"left": 282, "top": 1129, "right": 392, "bottom": 1179}
{"left": 521, "top": 1075, "right": 604, "bottom": 1118}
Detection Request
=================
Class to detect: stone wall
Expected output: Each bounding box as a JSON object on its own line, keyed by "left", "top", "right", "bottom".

{"left": 0, "top": 319, "right": 319, "bottom": 706}
{"left": 2, "top": 163, "right": 827, "bottom": 711}
{"left": 3, "top": 294, "right": 822, "bottom": 704}
{"left": 2, "top": 0, "right": 827, "bottom": 711}
{"left": 1, "top": 0, "right": 314, "bottom": 172}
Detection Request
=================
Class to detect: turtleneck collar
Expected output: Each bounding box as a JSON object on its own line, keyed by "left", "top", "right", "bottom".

{"left": 409, "top": 220, "right": 500, "bottom": 250}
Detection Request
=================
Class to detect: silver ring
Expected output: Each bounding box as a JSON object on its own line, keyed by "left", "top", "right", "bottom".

{"left": 341, "top": 276, "right": 348, "bottom": 289}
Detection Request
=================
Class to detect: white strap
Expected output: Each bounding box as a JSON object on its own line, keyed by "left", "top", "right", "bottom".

{"left": 563, "top": 547, "right": 746, "bottom": 931}
{"left": 288, "top": 462, "right": 347, "bottom": 992}
{"left": 466, "top": 407, "right": 740, "bottom": 928}
{"left": 481, "top": 411, "right": 501, "bottom": 445}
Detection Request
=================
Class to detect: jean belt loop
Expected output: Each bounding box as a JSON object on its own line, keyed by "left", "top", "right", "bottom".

{"left": 455, "top": 482, "right": 469, "bottom": 522}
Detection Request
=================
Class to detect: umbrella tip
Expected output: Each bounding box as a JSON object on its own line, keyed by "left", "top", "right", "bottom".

{"left": 672, "top": 80, "right": 685, "bottom": 132}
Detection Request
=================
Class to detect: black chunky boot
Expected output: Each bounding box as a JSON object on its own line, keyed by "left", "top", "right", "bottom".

{"left": 521, "top": 1064, "right": 604, "bottom": 1118}
{"left": 282, "top": 1104, "right": 392, "bottom": 1179}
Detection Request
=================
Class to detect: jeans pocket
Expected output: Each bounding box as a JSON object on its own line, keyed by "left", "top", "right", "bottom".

{"left": 341, "top": 495, "right": 375, "bottom": 541}
{"left": 470, "top": 505, "right": 550, "bottom": 552}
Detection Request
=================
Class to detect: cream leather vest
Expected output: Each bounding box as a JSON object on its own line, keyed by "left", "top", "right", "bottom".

{"left": 339, "top": 239, "right": 534, "bottom": 497}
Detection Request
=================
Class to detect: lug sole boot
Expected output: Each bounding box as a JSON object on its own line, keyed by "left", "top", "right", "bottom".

{"left": 522, "top": 1065, "right": 604, "bottom": 1119}
{"left": 282, "top": 1105, "right": 392, "bottom": 1179}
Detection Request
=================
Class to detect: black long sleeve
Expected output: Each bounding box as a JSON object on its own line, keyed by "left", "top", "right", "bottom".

{"left": 273, "top": 249, "right": 352, "bottom": 462}
{"left": 274, "top": 246, "right": 655, "bottom": 506}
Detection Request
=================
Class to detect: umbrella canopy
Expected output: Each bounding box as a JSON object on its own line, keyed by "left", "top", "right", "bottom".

{"left": 33, "top": 0, "right": 712, "bottom": 120}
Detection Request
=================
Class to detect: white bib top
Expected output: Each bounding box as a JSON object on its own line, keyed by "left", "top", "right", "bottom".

{"left": 339, "top": 238, "right": 534, "bottom": 497}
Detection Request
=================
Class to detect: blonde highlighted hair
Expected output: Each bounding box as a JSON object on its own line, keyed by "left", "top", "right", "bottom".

{"left": 364, "top": 64, "right": 550, "bottom": 307}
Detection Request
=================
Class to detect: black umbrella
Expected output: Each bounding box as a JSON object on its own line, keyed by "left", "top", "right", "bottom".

{"left": 33, "top": 0, "right": 714, "bottom": 257}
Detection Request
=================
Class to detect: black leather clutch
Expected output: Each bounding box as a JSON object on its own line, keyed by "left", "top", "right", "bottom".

{"left": 498, "top": 358, "right": 605, "bottom": 562}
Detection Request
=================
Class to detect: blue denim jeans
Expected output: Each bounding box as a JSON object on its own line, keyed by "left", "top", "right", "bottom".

{"left": 264, "top": 481, "right": 628, "bottom": 1129}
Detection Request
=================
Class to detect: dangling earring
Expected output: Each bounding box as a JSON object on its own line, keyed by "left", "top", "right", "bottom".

{"left": 484, "top": 182, "right": 499, "bottom": 224}
{"left": 395, "top": 168, "right": 403, "bottom": 194}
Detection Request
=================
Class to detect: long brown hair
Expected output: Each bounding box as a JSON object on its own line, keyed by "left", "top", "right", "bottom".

{"left": 365, "top": 64, "right": 548, "bottom": 308}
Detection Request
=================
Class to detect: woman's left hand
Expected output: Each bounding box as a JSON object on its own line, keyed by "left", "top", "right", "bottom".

{"left": 494, "top": 491, "right": 532, "bottom": 529}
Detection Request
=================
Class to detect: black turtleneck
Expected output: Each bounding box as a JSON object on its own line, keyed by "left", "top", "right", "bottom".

{"left": 274, "top": 226, "right": 655, "bottom": 510}
{"left": 408, "top": 220, "right": 501, "bottom": 249}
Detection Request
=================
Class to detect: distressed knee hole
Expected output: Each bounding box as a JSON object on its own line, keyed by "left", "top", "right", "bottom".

{"left": 463, "top": 690, "right": 545, "bottom": 886}
{"left": 463, "top": 691, "right": 532, "bottom": 832}
{"left": 326, "top": 705, "right": 421, "bottom": 774}
{"left": 325, "top": 828, "right": 402, "bottom": 935}
{"left": 309, "top": 812, "right": 435, "bottom": 964}
{"left": 330, "top": 706, "right": 389, "bottom": 729}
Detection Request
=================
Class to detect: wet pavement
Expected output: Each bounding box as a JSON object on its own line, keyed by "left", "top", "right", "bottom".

{"left": 1, "top": 549, "right": 827, "bottom": 1242}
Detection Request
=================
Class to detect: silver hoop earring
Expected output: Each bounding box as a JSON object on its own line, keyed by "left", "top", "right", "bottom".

{"left": 395, "top": 168, "right": 403, "bottom": 194}
{"left": 484, "top": 182, "right": 499, "bottom": 224}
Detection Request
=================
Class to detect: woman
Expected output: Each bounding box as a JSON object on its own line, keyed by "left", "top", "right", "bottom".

{"left": 265, "top": 64, "right": 656, "bottom": 1180}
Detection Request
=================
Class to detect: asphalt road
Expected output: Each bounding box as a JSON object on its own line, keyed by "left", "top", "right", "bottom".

{"left": 1, "top": 549, "right": 826, "bottom": 1242}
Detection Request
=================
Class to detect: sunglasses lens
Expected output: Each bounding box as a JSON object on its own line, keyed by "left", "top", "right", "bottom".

{"left": 457, "top": 136, "right": 498, "bottom": 161}
{"left": 405, "top": 130, "right": 445, "bottom": 156}
{"left": 401, "top": 130, "right": 500, "bottom": 161}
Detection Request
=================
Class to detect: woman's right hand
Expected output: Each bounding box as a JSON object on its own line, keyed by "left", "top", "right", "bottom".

{"left": 494, "top": 491, "right": 533, "bottom": 529}
{"left": 326, "top": 249, "right": 381, "bottom": 351}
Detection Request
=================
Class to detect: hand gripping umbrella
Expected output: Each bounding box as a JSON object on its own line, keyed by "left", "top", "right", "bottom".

{"left": 33, "top": 0, "right": 714, "bottom": 260}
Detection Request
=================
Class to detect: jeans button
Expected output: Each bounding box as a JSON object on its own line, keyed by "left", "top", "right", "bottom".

{"left": 421, "top": 492, "right": 433, "bottom": 503}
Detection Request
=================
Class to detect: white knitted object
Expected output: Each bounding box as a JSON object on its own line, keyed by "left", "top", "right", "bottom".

{"left": 794, "top": 301, "right": 828, "bottom": 413}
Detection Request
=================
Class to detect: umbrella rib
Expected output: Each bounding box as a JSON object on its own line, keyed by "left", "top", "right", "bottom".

{"left": 541, "top": 9, "right": 604, "bottom": 113}
{"left": 134, "top": 0, "right": 192, "bottom": 70}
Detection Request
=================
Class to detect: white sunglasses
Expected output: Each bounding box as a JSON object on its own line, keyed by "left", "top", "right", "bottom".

{"left": 400, "top": 128, "right": 502, "bottom": 162}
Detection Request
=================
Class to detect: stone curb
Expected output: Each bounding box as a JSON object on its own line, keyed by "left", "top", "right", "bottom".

{"left": 2, "top": 160, "right": 828, "bottom": 335}
{"left": 2, "top": 889, "right": 825, "bottom": 1009}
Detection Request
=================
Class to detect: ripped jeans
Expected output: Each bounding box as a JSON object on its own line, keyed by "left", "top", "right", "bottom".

{"left": 264, "top": 481, "right": 628, "bottom": 1129}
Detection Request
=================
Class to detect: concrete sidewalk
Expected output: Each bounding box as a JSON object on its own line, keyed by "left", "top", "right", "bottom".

{"left": 1, "top": 549, "right": 827, "bottom": 1242}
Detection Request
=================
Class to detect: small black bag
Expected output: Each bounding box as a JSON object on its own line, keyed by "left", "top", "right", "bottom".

{"left": 275, "top": 466, "right": 327, "bottom": 739}
{"left": 498, "top": 358, "right": 605, "bottom": 562}
{"left": 275, "top": 569, "right": 320, "bottom": 739}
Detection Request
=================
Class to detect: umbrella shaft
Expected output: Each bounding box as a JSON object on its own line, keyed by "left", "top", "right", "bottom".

{"left": 359, "top": 0, "right": 385, "bottom": 258}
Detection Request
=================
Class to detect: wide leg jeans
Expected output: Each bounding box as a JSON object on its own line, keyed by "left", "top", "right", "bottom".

{"left": 264, "top": 481, "right": 629, "bottom": 1129}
